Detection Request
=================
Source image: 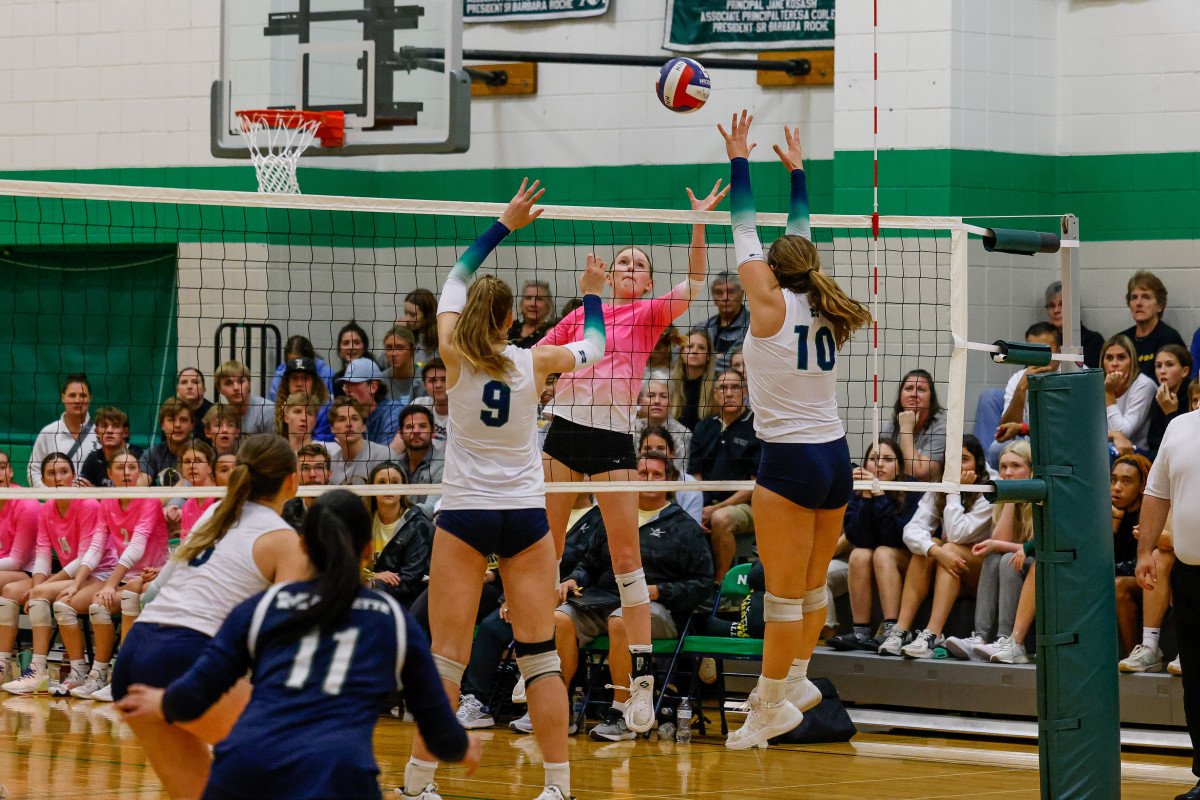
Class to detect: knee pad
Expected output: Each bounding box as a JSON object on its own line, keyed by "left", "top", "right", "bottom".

{"left": 762, "top": 592, "right": 806, "bottom": 623}
{"left": 514, "top": 638, "right": 562, "bottom": 689}
{"left": 431, "top": 654, "right": 466, "bottom": 688}
{"left": 0, "top": 597, "right": 18, "bottom": 627}
{"left": 802, "top": 586, "right": 828, "bottom": 614}
{"left": 26, "top": 598, "right": 52, "bottom": 628}
{"left": 89, "top": 603, "right": 113, "bottom": 627}
{"left": 52, "top": 601, "right": 79, "bottom": 628}
{"left": 121, "top": 590, "right": 142, "bottom": 619}
{"left": 615, "top": 569, "right": 650, "bottom": 608}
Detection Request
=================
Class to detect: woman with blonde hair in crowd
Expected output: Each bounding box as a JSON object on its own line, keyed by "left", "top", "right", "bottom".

{"left": 1103, "top": 333, "right": 1157, "bottom": 457}
{"left": 669, "top": 328, "right": 718, "bottom": 430}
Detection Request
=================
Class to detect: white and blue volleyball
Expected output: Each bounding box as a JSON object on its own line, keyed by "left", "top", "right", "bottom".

{"left": 656, "top": 57, "right": 711, "bottom": 113}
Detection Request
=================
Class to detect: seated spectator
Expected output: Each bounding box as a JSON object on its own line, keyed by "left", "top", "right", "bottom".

{"left": 79, "top": 407, "right": 143, "bottom": 488}
{"left": 881, "top": 369, "right": 947, "bottom": 481}
{"left": 637, "top": 430, "right": 702, "bottom": 525}
{"left": 202, "top": 404, "right": 242, "bottom": 456}
{"left": 631, "top": 381, "right": 692, "bottom": 473}
{"left": 689, "top": 370, "right": 760, "bottom": 583}
{"left": 177, "top": 441, "right": 218, "bottom": 539}
{"left": 214, "top": 452, "right": 238, "bottom": 484}
{"left": 1111, "top": 453, "right": 1152, "bottom": 655}
{"left": 282, "top": 442, "right": 331, "bottom": 531}
{"left": 139, "top": 398, "right": 193, "bottom": 486}
{"left": 273, "top": 357, "right": 332, "bottom": 442}
{"left": 267, "top": 334, "right": 335, "bottom": 400}
{"left": 643, "top": 325, "right": 685, "bottom": 383}
{"left": 827, "top": 438, "right": 919, "bottom": 651}
{"left": 281, "top": 392, "right": 338, "bottom": 457}
{"left": 0, "top": 449, "right": 39, "bottom": 603}
{"left": 339, "top": 358, "right": 404, "bottom": 446}
{"left": 877, "top": 435, "right": 994, "bottom": 658}
{"left": 1148, "top": 344, "right": 1193, "bottom": 460}
{"left": 214, "top": 360, "right": 274, "bottom": 435}
{"left": 702, "top": 271, "right": 749, "bottom": 372}
{"left": 976, "top": 547, "right": 1037, "bottom": 664}
{"left": 729, "top": 345, "right": 745, "bottom": 379}
{"left": 670, "top": 329, "right": 717, "bottom": 431}
{"left": 1102, "top": 334, "right": 1157, "bottom": 456}
{"left": 327, "top": 398, "right": 392, "bottom": 486}
{"left": 330, "top": 321, "right": 375, "bottom": 396}
{"left": 1043, "top": 281, "right": 1103, "bottom": 368}
{"left": 1120, "top": 509, "right": 1177, "bottom": 673}
{"left": 28, "top": 373, "right": 100, "bottom": 487}
{"left": 508, "top": 280, "right": 556, "bottom": 348}
{"left": 943, "top": 441, "right": 1035, "bottom": 660}
{"left": 393, "top": 405, "right": 442, "bottom": 515}
{"left": 401, "top": 289, "right": 439, "bottom": 368}
{"left": 380, "top": 325, "right": 427, "bottom": 405}
{"left": 365, "top": 461, "right": 433, "bottom": 608}
{"left": 1120, "top": 271, "right": 1184, "bottom": 379}
{"left": 175, "top": 368, "right": 213, "bottom": 443}
{"left": 412, "top": 358, "right": 449, "bottom": 450}
{"left": 990, "top": 322, "right": 1061, "bottom": 467}
{"left": 554, "top": 454, "right": 714, "bottom": 741}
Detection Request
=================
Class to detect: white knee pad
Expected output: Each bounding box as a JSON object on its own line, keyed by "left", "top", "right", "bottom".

{"left": 762, "top": 592, "right": 806, "bottom": 623}
{"left": 121, "top": 590, "right": 142, "bottom": 619}
{"left": 432, "top": 654, "right": 466, "bottom": 688}
{"left": 89, "top": 603, "right": 113, "bottom": 627}
{"left": 615, "top": 569, "right": 650, "bottom": 608}
{"left": 0, "top": 597, "right": 19, "bottom": 627}
{"left": 52, "top": 601, "right": 79, "bottom": 628}
{"left": 802, "top": 586, "right": 828, "bottom": 613}
{"left": 515, "top": 639, "right": 562, "bottom": 689}
{"left": 26, "top": 598, "right": 52, "bottom": 628}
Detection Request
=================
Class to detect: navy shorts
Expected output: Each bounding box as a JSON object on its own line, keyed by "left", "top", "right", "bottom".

{"left": 111, "top": 622, "right": 212, "bottom": 701}
{"left": 542, "top": 416, "right": 638, "bottom": 476}
{"left": 756, "top": 438, "right": 853, "bottom": 511}
{"left": 438, "top": 508, "right": 550, "bottom": 559}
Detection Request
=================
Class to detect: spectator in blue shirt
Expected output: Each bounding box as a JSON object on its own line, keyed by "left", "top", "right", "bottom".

{"left": 338, "top": 358, "right": 403, "bottom": 446}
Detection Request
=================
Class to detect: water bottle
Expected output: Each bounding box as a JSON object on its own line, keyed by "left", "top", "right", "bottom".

{"left": 676, "top": 698, "right": 692, "bottom": 743}
{"left": 570, "top": 687, "right": 586, "bottom": 726}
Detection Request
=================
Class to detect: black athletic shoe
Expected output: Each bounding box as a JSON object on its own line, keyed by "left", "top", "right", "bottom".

{"left": 828, "top": 632, "right": 873, "bottom": 652}
{"left": 1175, "top": 781, "right": 1200, "bottom": 800}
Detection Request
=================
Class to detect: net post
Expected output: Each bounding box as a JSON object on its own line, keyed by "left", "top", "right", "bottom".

{"left": 1058, "top": 214, "right": 1082, "bottom": 371}
{"left": 943, "top": 226, "right": 968, "bottom": 488}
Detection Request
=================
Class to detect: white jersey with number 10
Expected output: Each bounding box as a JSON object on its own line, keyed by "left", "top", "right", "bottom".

{"left": 742, "top": 289, "right": 844, "bottom": 444}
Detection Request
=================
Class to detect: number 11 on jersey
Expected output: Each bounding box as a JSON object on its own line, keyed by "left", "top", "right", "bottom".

{"left": 795, "top": 324, "right": 836, "bottom": 371}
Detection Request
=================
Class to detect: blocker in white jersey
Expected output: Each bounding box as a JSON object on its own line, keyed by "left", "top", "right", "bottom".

{"left": 743, "top": 289, "right": 844, "bottom": 444}
{"left": 441, "top": 345, "right": 543, "bottom": 511}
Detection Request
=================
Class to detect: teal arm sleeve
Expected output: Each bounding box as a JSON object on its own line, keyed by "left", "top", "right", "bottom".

{"left": 729, "top": 157, "right": 763, "bottom": 267}
{"left": 439, "top": 221, "right": 511, "bottom": 315}
{"left": 785, "top": 169, "right": 811, "bottom": 240}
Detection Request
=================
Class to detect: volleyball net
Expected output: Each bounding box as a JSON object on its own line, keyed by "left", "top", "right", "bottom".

{"left": 0, "top": 178, "right": 986, "bottom": 500}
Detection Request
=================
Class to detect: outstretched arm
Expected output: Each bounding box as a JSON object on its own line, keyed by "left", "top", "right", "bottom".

{"left": 774, "top": 125, "right": 810, "bottom": 240}
{"left": 533, "top": 256, "right": 608, "bottom": 377}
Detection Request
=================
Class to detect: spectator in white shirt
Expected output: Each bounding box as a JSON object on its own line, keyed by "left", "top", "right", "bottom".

{"left": 28, "top": 373, "right": 100, "bottom": 487}
{"left": 1102, "top": 334, "right": 1157, "bottom": 456}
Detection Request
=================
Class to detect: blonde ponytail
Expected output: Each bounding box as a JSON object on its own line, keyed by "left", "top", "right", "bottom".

{"left": 453, "top": 274, "right": 514, "bottom": 380}
{"left": 766, "top": 235, "right": 871, "bottom": 347}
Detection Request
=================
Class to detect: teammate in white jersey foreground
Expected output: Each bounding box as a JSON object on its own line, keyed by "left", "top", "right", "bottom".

{"left": 399, "top": 180, "right": 608, "bottom": 800}
{"left": 720, "top": 112, "right": 873, "bottom": 749}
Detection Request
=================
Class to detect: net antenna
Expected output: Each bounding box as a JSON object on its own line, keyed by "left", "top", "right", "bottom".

{"left": 235, "top": 109, "right": 345, "bottom": 194}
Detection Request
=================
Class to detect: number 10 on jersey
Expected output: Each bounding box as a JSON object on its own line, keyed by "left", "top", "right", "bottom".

{"left": 795, "top": 324, "right": 835, "bottom": 371}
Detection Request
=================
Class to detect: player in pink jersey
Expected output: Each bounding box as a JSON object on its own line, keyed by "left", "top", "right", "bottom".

{"left": 1, "top": 453, "right": 104, "bottom": 695}
{"left": 0, "top": 449, "right": 40, "bottom": 682}
{"left": 536, "top": 179, "right": 728, "bottom": 734}
{"left": 56, "top": 448, "right": 170, "bottom": 698}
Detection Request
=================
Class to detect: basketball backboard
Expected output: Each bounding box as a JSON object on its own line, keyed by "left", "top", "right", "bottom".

{"left": 212, "top": 0, "right": 470, "bottom": 157}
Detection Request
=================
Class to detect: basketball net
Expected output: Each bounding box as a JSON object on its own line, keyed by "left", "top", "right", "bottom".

{"left": 235, "top": 110, "right": 344, "bottom": 194}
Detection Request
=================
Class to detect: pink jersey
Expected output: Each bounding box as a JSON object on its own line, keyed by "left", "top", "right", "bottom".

{"left": 540, "top": 282, "right": 692, "bottom": 433}
{"left": 180, "top": 496, "right": 217, "bottom": 540}
{"left": 0, "top": 498, "right": 39, "bottom": 573}
{"left": 34, "top": 498, "right": 103, "bottom": 578}
{"left": 84, "top": 498, "right": 168, "bottom": 579}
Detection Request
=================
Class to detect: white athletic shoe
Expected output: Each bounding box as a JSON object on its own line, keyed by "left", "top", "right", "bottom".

{"left": 901, "top": 629, "right": 944, "bottom": 659}
{"left": 989, "top": 636, "right": 1029, "bottom": 664}
{"left": 69, "top": 667, "right": 108, "bottom": 699}
{"left": 394, "top": 783, "right": 441, "bottom": 800}
{"left": 972, "top": 640, "right": 1003, "bottom": 661}
{"left": 1169, "top": 656, "right": 1183, "bottom": 675}
{"left": 509, "top": 712, "right": 534, "bottom": 734}
{"left": 3, "top": 668, "right": 49, "bottom": 696}
{"left": 622, "top": 674, "right": 655, "bottom": 733}
{"left": 1118, "top": 644, "right": 1164, "bottom": 673}
{"left": 533, "top": 786, "right": 573, "bottom": 800}
{"left": 90, "top": 683, "right": 114, "bottom": 703}
{"left": 511, "top": 675, "right": 527, "bottom": 704}
{"left": 944, "top": 634, "right": 988, "bottom": 662}
{"left": 787, "top": 678, "right": 823, "bottom": 712}
{"left": 725, "top": 694, "right": 803, "bottom": 750}
{"left": 877, "top": 628, "right": 910, "bottom": 656}
{"left": 455, "top": 694, "right": 494, "bottom": 729}
{"left": 589, "top": 709, "right": 636, "bottom": 742}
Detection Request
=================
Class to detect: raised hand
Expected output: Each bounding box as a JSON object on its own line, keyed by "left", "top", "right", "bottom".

{"left": 717, "top": 110, "right": 757, "bottom": 161}
{"left": 497, "top": 178, "right": 546, "bottom": 231}
{"left": 1156, "top": 380, "right": 1178, "bottom": 414}
{"left": 579, "top": 254, "right": 608, "bottom": 296}
{"left": 686, "top": 179, "right": 730, "bottom": 212}
{"left": 772, "top": 125, "right": 804, "bottom": 172}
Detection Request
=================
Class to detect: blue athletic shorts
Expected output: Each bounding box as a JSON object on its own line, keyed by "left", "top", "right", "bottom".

{"left": 111, "top": 622, "right": 212, "bottom": 701}
{"left": 438, "top": 508, "right": 550, "bottom": 559}
{"left": 756, "top": 438, "right": 853, "bottom": 511}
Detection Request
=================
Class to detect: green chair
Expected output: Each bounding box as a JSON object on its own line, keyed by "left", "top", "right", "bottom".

{"left": 576, "top": 628, "right": 686, "bottom": 733}
{"left": 673, "top": 562, "right": 762, "bottom": 736}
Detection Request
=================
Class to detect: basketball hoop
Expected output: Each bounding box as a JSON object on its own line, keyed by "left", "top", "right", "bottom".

{"left": 235, "top": 110, "right": 345, "bottom": 194}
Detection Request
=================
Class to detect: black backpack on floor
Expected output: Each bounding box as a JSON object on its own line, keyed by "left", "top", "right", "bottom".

{"left": 769, "top": 677, "right": 857, "bottom": 744}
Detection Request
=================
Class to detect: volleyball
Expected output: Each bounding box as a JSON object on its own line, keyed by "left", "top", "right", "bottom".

{"left": 656, "top": 57, "right": 711, "bottom": 113}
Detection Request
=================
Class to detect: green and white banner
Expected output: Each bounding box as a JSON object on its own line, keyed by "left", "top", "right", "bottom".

{"left": 465, "top": 0, "right": 609, "bottom": 23}
{"left": 664, "top": 0, "right": 835, "bottom": 52}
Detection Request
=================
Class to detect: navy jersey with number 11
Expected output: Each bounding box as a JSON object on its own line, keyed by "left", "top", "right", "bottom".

{"left": 160, "top": 580, "right": 466, "bottom": 800}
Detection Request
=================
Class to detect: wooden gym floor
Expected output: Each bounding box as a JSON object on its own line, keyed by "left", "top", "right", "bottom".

{"left": 0, "top": 695, "right": 1194, "bottom": 799}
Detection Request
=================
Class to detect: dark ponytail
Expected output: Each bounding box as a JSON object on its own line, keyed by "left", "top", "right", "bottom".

{"left": 265, "top": 489, "right": 372, "bottom": 646}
